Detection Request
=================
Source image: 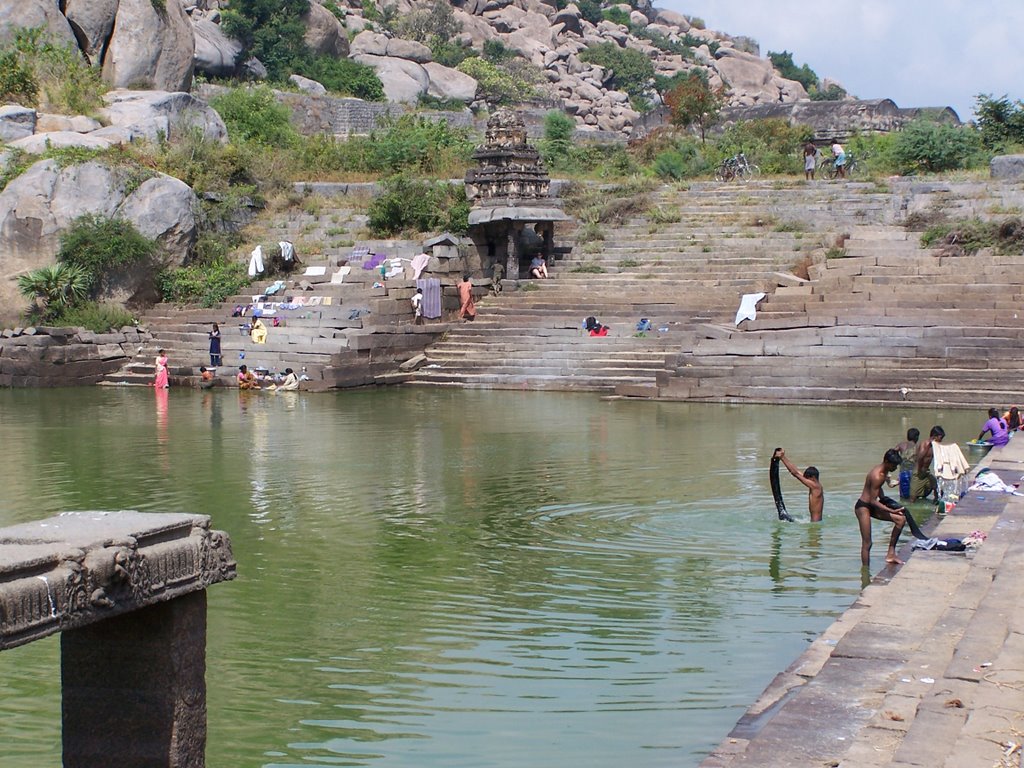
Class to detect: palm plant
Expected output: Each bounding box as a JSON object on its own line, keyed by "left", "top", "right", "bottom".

{"left": 17, "top": 263, "right": 92, "bottom": 321}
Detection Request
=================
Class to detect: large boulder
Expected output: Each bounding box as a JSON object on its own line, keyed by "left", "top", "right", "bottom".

{"left": 423, "top": 62, "right": 478, "bottom": 103}
{"left": 102, "top": 0, "right": 195, "bottom": 93}
{"left": 63, "top": 0, "right": 118, "bottom": 64}
{"left": 387, "top": 38, "right": 433, "bottom": 63}
{"left": 0, "top": 106, "right": 37, "bottom": 143}
{"left": 8, "top": 131, "right": 114, "bottom": 153}
{"left": 713, "top": 47, "right": 776, "bottom": 103}
{"left": 351, "top": 54, "right": 429, "bottom": 103}
{"left": 303, "top": 1, "right": 349, "bottom": 58}
{"left": 192, "top": 17, "right": 242, "bottom": 78}
{"left": 0, "top": 159, "right": 199, "bottom": 322}
{"left": 0, "top": 0, "right": 76, "bottom": 47}
{"left": 97, "top": 90, "right": 228, "bottom": 144}
{"left": 991, "top": 155, "right": 1024, "bottom": 180}
{"left": 349, "top": 30, "right": 390, "bottom": 57}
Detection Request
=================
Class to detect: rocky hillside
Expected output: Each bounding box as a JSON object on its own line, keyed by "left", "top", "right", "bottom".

{"left": 2, "top": 0, "right": 819, "bottom": 138}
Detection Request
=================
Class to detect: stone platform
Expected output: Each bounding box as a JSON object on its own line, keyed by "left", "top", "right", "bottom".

{"left": 0, "top": 511, "right": 236, "bottom": 768}
{"left": 701, "top": 442, "right": 1024, "bottom": 767}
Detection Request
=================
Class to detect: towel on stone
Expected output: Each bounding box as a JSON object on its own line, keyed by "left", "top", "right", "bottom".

{"left": 932, "top": 442, "right": 970, "bottom": 480}
{"left": 303, "top": 266, "right": 327, "bottom": 276}
{"left": 279, "top": 241, "right": 295, "bottom": 262}
{"left": 417, "top": 278, "right": 442, "bottom": 319}
{"left": 735, "top": 292, "right": 766, "bottom": 325}
{"left": 331, "top": 266, "right": 351, "bottom": 284}
{"left": 411, "top": 252, "right": 430, "bottom": 279}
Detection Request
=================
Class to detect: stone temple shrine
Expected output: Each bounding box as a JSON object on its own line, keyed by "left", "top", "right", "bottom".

{"left": 464, "top": 108, "right": 570, "bottom": 281}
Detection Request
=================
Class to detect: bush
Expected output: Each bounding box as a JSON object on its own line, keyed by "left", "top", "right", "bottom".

{"left": 482, "top": 39, "right": 516, "bottom": 64}
{"left": 809, "top": 84, "right": 847, "bottom": 101}
{"left": 157, "top": 260, "right": 250, "bottom": 306}
{"left": 602, "top": 6, "right": 631, "bottom": 26}
{"left": 393, "top": 0, "right": 461, "bottom": 43}
{"left": 456, "top": 57, "right": 536, "bottom": 104}
{"left": 57, "top": 215, "right": 159, "bottom": 291}
{"left": 715, "top": 118, "right": 812, "bottom": 174}
{"left": 974, "top": 94, "right": 1024, "bottom": 151}
{"left": 51, "top": 301, "right": 135, "bottom": 332}
{"left": 579, "top": 42, "right": 654, "bottom": 107}
{"left": 539, "top": 110, "right": 575, "bottom": 169}
{"left": 210, "top": 86, "right": 300, "bottom": 147}
{"left": 767, "top": 51, "right": 818, "bottom": 91}
{"left": 367, "top": 175, "right": 469, "bottom": 236}
{"left": 890, "top": 120, "right": 982, "bottom": 174}
{"left": 221, "top": 0, "right": 309, "bottom": 82}
{"left": 0, "top": 28, "right": 106, "bottom": 114}
{"left": 296, "top": 56, "right": 385, "bottom": 101}
{"left": 576, "top": 0, "right": 603, "bottom": 24}
{"left": 17, "top": 263, "right": 92, "bottom": 322}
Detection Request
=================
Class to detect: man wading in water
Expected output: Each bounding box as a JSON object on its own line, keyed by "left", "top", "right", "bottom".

{"left": 855, "top": 449, "right": 907, "bottom": 566}
{"left": 773, "top": 448, "right": 823, "bottom": 522}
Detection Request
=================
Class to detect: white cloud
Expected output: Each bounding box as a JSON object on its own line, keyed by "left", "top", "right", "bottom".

{"left": 660, "top": 0, "right": 1024, "bottom": 120}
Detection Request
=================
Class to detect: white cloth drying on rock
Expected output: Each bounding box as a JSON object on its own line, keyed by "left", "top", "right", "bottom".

{"left": 734, "top": 292, "right": 766, "bottom": 326}
{"left": 248, "top": 245, "right": 264, "bottom": 277}
{"left": 279, "top": 241, "right": 294, "bottom": 262}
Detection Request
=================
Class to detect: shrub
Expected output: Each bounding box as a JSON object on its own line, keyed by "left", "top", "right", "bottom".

{"left": 809, "top": 84, "right": 847, "bottom": 101}
{"left": 579, "top": 42, "right": 654, "bottom": 107}
{"left": 917, "top": 218, "right": 1024, "bottom": 255}
{"left": 51, "top": 301, "right": 135, "bottom": 332}
{"left": 975, "top": 94, "right": 1024, "bottom": 151}
{"left": 664, "top": 71, "right": 725, "bottom": 143}
{"left": 0, "top": 28, "right": 106, "bottom": 114}
{"left": 539, "top": 110, "right": 575, "bottom": 169}
{"left": 767, "top": 51, "right": 818, "bottom": 91}
{"left": 367, "top": 175, "right": 469, "bottom": 236}
{"left": 456, "top": 57, "right": 536, "bottom": 104}
{"left": 157, "top": 260, "right": 250, "bottom": 306}
{"left": 17, "top": 263, "right": 92, "bottom": 322}
{"left": 393, "top": 0, "right": 461, "bottom": 43}
{"left": 210, "top": 86, "right": 300, "bottom": 147}
{"left": 296, "top": 56, "right": 385, "bottom": 101}
{"left": 221, "top": 0, "right": 309, "bottom": 82}
{"left": 890, "top": 120, "right": 982, "bottom": 174}
{"left": 602, "top": 6, "right": 631, "bottom": 26}
{"left": 715, "top": 118, "right": 812, "bottom": 174}
{"left": 482, "top": 39, "right": 516, "bottom": 64}
{"left": 57, "top": 215, "right": 159, "bottom": 291}
{"left": 576, "top": 0, "right": 603, "bottom": 25}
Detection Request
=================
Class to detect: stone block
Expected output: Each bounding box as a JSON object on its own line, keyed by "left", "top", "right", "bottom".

{"left": 990, "top": 154, "right": 1024, "bottom": 179}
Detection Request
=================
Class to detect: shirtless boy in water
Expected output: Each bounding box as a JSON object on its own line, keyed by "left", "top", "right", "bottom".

{"left": 774, "top": 448, "right": 823, "bottom": 522}
{"left": 855, "top": 448, "right": 907, "bottom": 566}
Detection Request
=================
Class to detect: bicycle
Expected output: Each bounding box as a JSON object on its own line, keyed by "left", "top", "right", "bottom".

{"left": 820, "top": 153, "right": 862, "bottom": 180}
{"left": 715, "top": 152, "right": 760, "bottom": 182}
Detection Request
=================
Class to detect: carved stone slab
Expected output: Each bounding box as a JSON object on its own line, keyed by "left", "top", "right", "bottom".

{"left": 0, "top": 511, "right": 236, "bottom": 650}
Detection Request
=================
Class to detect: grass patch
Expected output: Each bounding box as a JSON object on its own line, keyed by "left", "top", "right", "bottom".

{"left": 773, "top": 220, "right": 807, "bottom": 233}
{"left": 618, "top": 258, "right": 639, "bottom": 268}
{"left": 825, "top": 246, "right": 847, "bottom": 259}
{"left": 571, "top": 264, "right": 605, "bottom": 273}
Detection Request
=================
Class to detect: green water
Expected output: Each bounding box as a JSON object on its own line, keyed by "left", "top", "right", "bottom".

{"left": 0, "top": 388, "right": 983, "bottom": 767}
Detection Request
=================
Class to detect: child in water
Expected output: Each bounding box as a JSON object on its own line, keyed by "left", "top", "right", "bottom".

{"left": 773, "top": 448, "right": 823, "bottom": 522}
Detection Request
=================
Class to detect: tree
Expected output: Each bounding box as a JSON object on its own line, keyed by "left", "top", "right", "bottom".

{"left": 767, "top": 50, "right": 818, "bottom": 91}
{"left": 891, "top": 120, "right": 981, "bottom": 174}
{"left": 664, "top": 71, "right": 725, "bottom": 144}
{"left": 974, "top": 93, "right": 1024, "bottom": 151}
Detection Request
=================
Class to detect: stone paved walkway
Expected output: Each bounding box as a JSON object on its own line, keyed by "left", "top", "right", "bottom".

{"left": 702, "top": 439, "right": 1024, "bottom": 768}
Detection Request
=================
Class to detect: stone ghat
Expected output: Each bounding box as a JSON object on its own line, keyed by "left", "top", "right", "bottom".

{"left": 0, "top": 326, "right": 151, "bottom": 387}
{"left": 701, "top": 438, "right": 1024, "bottom": 768}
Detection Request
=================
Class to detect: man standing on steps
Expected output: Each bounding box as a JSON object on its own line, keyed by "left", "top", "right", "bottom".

{"left": 458, "top": 275, "right": 477, "bottom": 321}
{"left": 803, "top": 141, "right": 820, "bottom": 180}
{"left": 855, "top": 449, "right": 907, "bottom": 566}
{"left": 911, "top": 426, "right": 944, "bottom": 503}
{"left": 831, "top": 141, "right": 847, "bottom": 179}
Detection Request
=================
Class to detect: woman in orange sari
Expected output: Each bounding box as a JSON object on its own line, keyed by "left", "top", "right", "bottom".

{"left": 458, "top": 275, "right": 476, "bottom": 320}
{"left": 153, "top": 349, "right": 169, "bottom": 389}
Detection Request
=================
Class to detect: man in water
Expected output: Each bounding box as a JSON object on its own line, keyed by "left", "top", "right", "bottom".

{"left": 894, "top": 427, "right": 920, "bottom": 499}
{"left": 911, "top": 426, "right": 944, "bottom": 502}
{"left": 855, "top": 448, "right": 907, "bottom": 566}
{"left": 773, "top": 448, "right": 823, "bottom": 522}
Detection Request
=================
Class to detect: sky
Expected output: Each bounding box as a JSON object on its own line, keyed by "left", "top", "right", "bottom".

{"left": 661, "top": 0, "right": 1024, "bottom": 121}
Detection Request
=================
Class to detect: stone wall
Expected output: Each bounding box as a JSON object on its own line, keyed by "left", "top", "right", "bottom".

{"left": 0, "top": 326, "right": 151, "bottom": 387}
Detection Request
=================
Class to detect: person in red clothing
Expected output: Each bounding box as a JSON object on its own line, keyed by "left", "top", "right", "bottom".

{"left": 584, "top": 316, "right": 608, "bottom": 336}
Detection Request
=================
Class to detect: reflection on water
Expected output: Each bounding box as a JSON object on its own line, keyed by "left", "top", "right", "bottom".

{"left": 0, "top": 388, "right": 980, "bottom": 767}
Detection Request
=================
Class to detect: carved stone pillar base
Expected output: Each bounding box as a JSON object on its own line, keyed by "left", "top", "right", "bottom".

{"left": 62, "top": 591, "right": 208, "bottom": 768}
